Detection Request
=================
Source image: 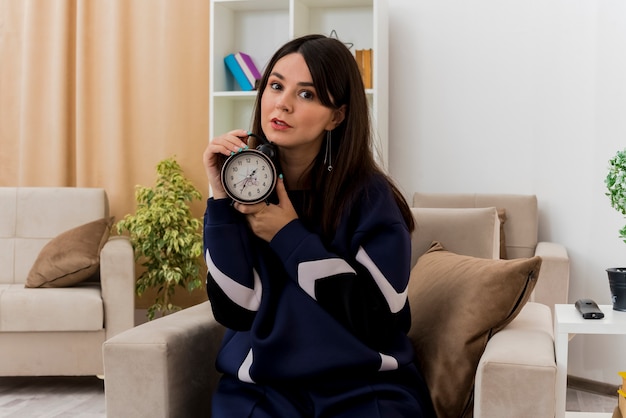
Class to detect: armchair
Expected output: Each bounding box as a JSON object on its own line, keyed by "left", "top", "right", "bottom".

{"left": 412, "top": 192, "right": 570, "bottom": 417}
{"left": 103, "top": 193, "right": 566, "bottom": 417}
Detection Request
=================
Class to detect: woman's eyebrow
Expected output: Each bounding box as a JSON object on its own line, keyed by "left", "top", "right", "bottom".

{"left": 270, "top": 71, "right": 314, "bottom": 88}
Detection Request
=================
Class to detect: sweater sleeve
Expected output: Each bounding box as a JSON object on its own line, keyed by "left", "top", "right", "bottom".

{"left": 203, "top": 198, "right": 260, "bottom": 330}
{"left": 269, "top": 179, "right": 412, "bottom": 350}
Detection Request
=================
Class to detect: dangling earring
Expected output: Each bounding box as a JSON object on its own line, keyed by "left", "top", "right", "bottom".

{"left": 324, "top": 130, "right": 333, "bottom": 172}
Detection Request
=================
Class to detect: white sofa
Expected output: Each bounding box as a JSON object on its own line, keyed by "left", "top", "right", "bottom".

{"left": 103, "top": 193, "right": 568, "bottom": 417}
{"left": 0, "top": 187, "right": 135, "bottom": 376}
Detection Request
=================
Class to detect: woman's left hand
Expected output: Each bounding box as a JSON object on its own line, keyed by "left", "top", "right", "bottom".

{"left": 234, "top": 177, "right": 298, "bottom": 242}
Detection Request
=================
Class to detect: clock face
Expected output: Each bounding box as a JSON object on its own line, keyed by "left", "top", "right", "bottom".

{"left": 221, "top": 149, "right": 277, "bottom": 204}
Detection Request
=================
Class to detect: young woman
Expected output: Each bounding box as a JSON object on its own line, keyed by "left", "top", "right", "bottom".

{"left": 202, "top": 34, "right": 434, "bottom": 417}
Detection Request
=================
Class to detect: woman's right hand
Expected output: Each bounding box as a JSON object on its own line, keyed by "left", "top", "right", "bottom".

{"left": 203, "top": 129, "right": 250, "bottom": 199}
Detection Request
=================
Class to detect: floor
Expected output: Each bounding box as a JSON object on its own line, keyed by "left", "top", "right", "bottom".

{"left": 0, "top": 376, "right": 620, "bottom": 417}
{"left": 567, "top": 386, "right": 620, "bottom": 414}
{"left": 0, "top": 376, "right": 105, "bottom": 418}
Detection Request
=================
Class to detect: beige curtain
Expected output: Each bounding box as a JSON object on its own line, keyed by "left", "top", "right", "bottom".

{"left": 0, "top": 0, "right": 210, "bottom": 308}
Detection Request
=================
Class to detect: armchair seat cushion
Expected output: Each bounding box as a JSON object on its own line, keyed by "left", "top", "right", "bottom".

{"left": 0, "top": 284, "right": 103, "bottom": 332}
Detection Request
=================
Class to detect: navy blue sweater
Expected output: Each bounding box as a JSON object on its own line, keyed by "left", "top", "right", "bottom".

{"left": 203, "top": 174, "right": 415, "bottom": 385}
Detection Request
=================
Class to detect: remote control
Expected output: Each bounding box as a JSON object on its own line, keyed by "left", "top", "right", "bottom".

{"left": 575, "top": 298, "right": 604, "bottom": 319}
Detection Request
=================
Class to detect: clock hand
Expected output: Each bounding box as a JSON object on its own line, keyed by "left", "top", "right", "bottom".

{"left": 233, "top": 167, "right": 258, "bottom": 186}
{"left": 238, "top": 168, "right": 259, "bottom": 192}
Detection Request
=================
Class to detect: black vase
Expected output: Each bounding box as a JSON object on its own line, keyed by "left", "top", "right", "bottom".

{"left": 606, "top": 268, "right": 626, "bottom": 311}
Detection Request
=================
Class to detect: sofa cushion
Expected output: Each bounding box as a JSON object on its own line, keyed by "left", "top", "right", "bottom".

{"left": 0, "top": 284, "right": 104, "bottom": 331}
{"left": 25, "top": 217, "right": 113, "bottom": 288}
{"left": 407, "top": 242, "right": 541, "bottom": 418}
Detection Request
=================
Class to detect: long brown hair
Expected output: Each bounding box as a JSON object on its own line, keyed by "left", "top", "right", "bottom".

{"left": 250, "top": 34, "right": 414, "bottom": 241}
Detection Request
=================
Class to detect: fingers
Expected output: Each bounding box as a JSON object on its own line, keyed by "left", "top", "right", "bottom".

{"left": 216, "top": 129, "right": 250, "bottom": 156}
{"left": 274, "top": 175, "right": 287, "bottom": 203}
{"left": 274, "top": 176, "right": 298, "bottom": 220}
{"left": 203, "top": 129, "right": 250, "bottom": 167}
{"left": 234, "top": 176, "right": 285, "bottom": 213}
{"left": 233, "top": 201, "right": 268, "bottom": 215}
{"left": 232, "top": 177, "right": 298, "bottom": 242}
{"left": 203, "top": 129, "right": 251, "bottom": 199}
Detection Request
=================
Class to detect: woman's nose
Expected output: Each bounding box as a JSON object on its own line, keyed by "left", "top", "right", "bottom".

{"left": 275, "top": 96, "right": 292, "bottom": 112}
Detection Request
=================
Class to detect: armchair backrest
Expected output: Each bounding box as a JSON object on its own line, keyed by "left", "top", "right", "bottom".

{"left": 0, "top": 187, "right": 108, "bottom": 284}
{"left": 410, "top": 207, "right": 501, "bottom": 268}
{"left": 413, "top": 193, "right": 538, "bottom": 260}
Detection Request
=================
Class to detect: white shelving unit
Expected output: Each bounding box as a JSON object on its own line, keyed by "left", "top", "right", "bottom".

{"left": 209, "top": 0, "right": 389, "bottom": 167}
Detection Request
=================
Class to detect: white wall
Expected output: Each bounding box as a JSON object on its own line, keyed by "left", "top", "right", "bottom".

{"left": 388, "top": 0, "right": 626, "bottom": 384}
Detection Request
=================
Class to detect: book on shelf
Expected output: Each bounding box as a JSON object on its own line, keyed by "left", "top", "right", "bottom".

{"left": 355, "top": 49, "right": 373, "bottom": 89}
{"left": 224, "top": 52, "right": 261, "bottom": 91}
{"left": 234, "top": 52, "right": 262, "bottom": 89}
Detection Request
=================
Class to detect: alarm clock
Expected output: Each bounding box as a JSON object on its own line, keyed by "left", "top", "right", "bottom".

{"left": 220, "top": 133, "right": 278, "bottom": 204}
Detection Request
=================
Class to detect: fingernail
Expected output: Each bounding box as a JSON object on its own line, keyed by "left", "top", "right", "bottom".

{"left": 247, "top": 131, "right": 253, "bottom": 136}
{"left": 238, "top": 147, "right": 243, "bottom": 153}
{"left": 244, "top": 145, "right": 249, "bottom": 150}
{"left": 279, "top": 174, "right": 283, "bottom": 179}
{"left": 230, "top": 151, "right": 235, "bottom": 156}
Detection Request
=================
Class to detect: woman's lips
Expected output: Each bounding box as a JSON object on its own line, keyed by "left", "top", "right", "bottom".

{"left": 271, "top": 118, "right": 291, "bottom": 130}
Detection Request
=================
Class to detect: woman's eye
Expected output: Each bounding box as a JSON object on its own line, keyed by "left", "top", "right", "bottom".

{"left": 299, "top": 90, "right": 314, "bottom": 100}
{"left": 269, "top": 82, "right": 282, "bottom": 91}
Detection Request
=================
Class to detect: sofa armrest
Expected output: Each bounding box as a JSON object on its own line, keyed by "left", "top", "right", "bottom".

{"left": 532, "top": 241, "right": 570, "bottom": 314}
{"left": 103, "top": 301, "right": 225, "bottom": 418}
{"left": 474, "top": 302, "right": 556, "bottom": 418}
{"left": 100, "top": 236, "right": 136, "bottom": 339}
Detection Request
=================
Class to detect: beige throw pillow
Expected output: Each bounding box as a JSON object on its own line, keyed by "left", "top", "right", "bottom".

{"left": 407, "top": 241, "right": 541, "bottom": 418}
{"left": 25, "top": 217, "right": 113, "bottom": 288}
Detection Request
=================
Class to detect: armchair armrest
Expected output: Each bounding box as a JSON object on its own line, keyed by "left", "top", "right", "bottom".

{"left": 103, "top": 301, "right": 225, "bottom": 418}
{"left": 100, "top": 236, "right": 136, "bottom": 339}
{"left": 474, "top": 302, "right": 556, "bottom": 418}
{"left": 532, "top": 241, "right": 570, "bottom": 315}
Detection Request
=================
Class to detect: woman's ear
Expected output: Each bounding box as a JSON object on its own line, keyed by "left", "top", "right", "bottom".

{"left": 328, "top": 105, "right": 346, "bottom": 129}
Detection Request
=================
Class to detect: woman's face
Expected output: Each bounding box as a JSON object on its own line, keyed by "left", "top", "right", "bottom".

{"left": 260, "top": 53, "right": 344, "bottom": 157}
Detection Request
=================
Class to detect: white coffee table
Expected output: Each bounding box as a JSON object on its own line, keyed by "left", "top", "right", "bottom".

{"left": 555, "top": 303, "right": 626, "bottom": 418}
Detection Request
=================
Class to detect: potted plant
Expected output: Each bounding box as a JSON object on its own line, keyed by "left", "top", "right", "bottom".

{"left": 604, "top": 148, "right": 626, "bottom": 311}
{"left": 116, "top": 157, "right": 204, "bottom": 320}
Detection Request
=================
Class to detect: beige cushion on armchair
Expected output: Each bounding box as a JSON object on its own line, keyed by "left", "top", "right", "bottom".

{"left": 411, "top": 207, "right": 501, "bottom": 265}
